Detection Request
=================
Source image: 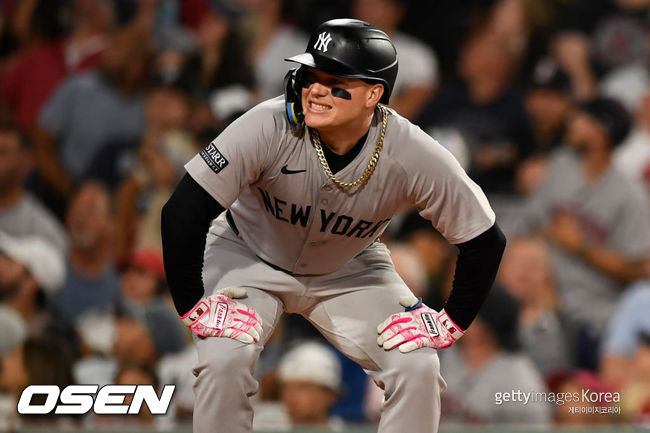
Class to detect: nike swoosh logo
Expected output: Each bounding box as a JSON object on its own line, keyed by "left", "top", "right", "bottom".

{"left": 281, "top": 165, "right": 306, "bottom": 175}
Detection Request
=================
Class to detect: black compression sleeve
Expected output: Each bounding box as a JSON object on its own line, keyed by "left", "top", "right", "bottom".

{"left": 161, "top": 173, "right": 225, "bottom": 316}
{"left": 443, "top": 223, "right": 507, "bottom": 331}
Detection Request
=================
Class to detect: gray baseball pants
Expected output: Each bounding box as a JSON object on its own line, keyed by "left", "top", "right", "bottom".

{"left": 192, "top": 214, "right": 446, "bottom": 433}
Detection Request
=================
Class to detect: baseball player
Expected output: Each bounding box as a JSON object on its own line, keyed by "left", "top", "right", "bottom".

{"left": 161, "top": 19, "right": 506, "bottom": 433}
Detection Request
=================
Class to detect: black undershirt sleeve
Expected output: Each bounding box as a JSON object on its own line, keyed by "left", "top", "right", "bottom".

{"left": 161, "top": 173, "right": 225, "bottom": 316}
{"left": 443, "top": 222, "right": 507, "bottom": 331}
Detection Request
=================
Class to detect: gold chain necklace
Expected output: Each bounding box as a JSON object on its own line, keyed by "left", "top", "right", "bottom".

{"left": 309, "top": 105, "right": 388, "bottom": 189}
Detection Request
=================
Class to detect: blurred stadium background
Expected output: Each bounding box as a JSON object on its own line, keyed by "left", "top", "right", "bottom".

{"left": 10, "top": 427, "right": 650, "bottom": 433}
{"left": 1, "top": 0, "right": 650, "bottom": 431}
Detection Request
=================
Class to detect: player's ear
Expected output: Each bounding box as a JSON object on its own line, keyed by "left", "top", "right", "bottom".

{"left": 365, "top": 84, "right": 384, "bottom": 108}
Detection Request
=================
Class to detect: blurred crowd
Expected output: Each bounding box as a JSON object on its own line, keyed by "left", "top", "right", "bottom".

{"left": 0, "top": 0, "right": 649, "bottom": 430}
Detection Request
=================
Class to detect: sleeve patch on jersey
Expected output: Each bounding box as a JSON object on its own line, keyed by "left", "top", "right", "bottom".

{"left": 199, "top": 142, "right": 230, "bottom": 174}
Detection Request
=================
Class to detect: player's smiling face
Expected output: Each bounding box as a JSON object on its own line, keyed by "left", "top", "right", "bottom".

{"left": 301, "top": 68, "right": 383, "bottom": 131}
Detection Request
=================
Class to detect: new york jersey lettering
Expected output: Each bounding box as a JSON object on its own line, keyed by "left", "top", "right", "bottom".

{"left": 256, "top": 188, "right": 390, "bottom": 238}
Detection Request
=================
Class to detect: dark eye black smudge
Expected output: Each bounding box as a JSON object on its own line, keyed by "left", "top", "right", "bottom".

{"left": 331, "top": 88, "right": 352, "bottom": 100}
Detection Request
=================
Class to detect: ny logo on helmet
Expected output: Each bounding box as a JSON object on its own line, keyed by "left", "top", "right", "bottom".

{"left": 314, "top": 32, "right": 333, "bottom": 52}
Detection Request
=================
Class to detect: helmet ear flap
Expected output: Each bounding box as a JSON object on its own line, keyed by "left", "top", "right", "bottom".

{"left": 284, "top": 67, "right": 306, "bottom": 125}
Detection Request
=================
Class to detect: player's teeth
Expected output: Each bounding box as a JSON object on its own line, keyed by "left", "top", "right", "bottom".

{"left": 311, "top": 103, "right": 330, "bottom": 111}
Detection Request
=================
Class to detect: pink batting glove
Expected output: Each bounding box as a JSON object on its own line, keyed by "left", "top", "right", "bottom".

{"left": 180, "top": 287, "right": 262, "bottom": 343}
{"left": 377, "top": 295, "right": 464, "bottom": 353}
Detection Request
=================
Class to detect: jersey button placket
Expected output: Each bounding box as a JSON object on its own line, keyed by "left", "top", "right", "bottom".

{"left": 295, "top": 183, "right": 334, "bottom": 270}
{"left": 320, "top": 183, "right": 333, "bottom": 205}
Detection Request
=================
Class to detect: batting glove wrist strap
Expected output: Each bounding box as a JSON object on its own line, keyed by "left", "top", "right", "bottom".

{"left": 180, "top": 287, "right": 262, "bottom": 344}
{"left": 377, "top": 295, "right": 464, "bottom": 353}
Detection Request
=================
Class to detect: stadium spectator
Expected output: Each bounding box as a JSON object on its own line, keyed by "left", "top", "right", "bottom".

{"left": 393, "top": 211, "right": 457, "bottom": 311}
{"left": 1, "top": 0, "right": 68, "bottom": 54}
{"left": 242, "top": 0, "right": 308, "bottom": 102}
{"left": 352, "top": 0, "right": 439, "bottom": 120}
{"left": 0, "top": 305, "right": 27, "bottom": 429}
{"left": 175, "top": 1, "right": 254, "bottom": 109}
{"left": 119, "top": 249, "right": 167, "bottom": 305}
{"left": 498, "top": 236, "right": 571, "bottom": 378}
{"left": 552, "top": 0, "right": 649, "bottom": 101}
{"left": 74, "top": 294, "right": 187, "bottom": 389}
{"left": 613, "top": 90, "right": 650, "bottom": 190}
{"left": 116, "top": 364, "right": 159, "bottom": 425}
{"left": 33, "top": 26, "right": 151, "bottom": 205}
{"left": 513, "top": 97, "right": 650, "bottom": 370}
{"left": 417, "top": 27, "right": 533, "bottom": 193}
{"left": 0, "top": 0, "right": 111, "bottom": 132}
{"left": 0, "top": 232, "right": 77, "bottom": 355}
{"left": 112, "top": 308, "right": 186, "bottom": 369}
{"left": 117, "top": 249, "right": 188, "bottom": 360}
{"left": 52, "top": 182, "right": 120, "bottom": 322}
{"left": 601, "top": 282, "right": 650, "bottom": 389}
{"left": 551, "top": 370, "right": 616, "bottom": 426}
{"left": 440, "top": 286, "right": 552, "bottom": 424}
{"left": 74, "top": 314, "right": 162, "bottom": 388}
{"left": 525, "top": 58, "right": 573, "bottom": 155}
{"left": 275, "top": 341, "right": 344, "bottom": 431}
{"left": 619, "top": 332, "right": 650, "bottom": 422}
{"left": 113, "top": 83, "right": 196, "bottom": 263}
{"left": 113, "top": 317, "right": 158, "bottom": 367}
{"left": 4, "top": 336, "right": 76, "bottom": 426}
{"left": 388, "top": 243, "right": 428, "bottom": 299}
{"left": 517, "top": 58, "right": 574, "bottom": 195}
{"left": 157, "top": 344, "right": 197, "bottom": 423}
{"left": 91, "top": 362, "right": 161, "bottom": 428}
{"left": 0, "top": 125, "right": 67, "bottom": 253}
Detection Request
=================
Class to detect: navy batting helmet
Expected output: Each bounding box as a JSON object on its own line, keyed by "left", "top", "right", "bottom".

{"left": 285, "top": 18, "right": 398, "bottom": 104}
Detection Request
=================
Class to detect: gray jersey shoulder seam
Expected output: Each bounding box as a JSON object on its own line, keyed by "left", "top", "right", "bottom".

{"left": 383, "top": 115, "right": 433, "bottom": 206}
{"left": 257, "top": 97, "right": 289, "bottom": 176}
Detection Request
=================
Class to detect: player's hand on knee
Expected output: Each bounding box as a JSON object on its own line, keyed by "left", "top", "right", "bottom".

{"left": 377, "top": 294, "right": 464, "bottom": 353}
{"left": 180, "top": 287, "right": 263, "bottom": 343}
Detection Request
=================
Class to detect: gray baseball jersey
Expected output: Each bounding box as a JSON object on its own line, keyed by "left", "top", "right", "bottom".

{"left": 185, "top": 96, "right": 495, "bottom": 274}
